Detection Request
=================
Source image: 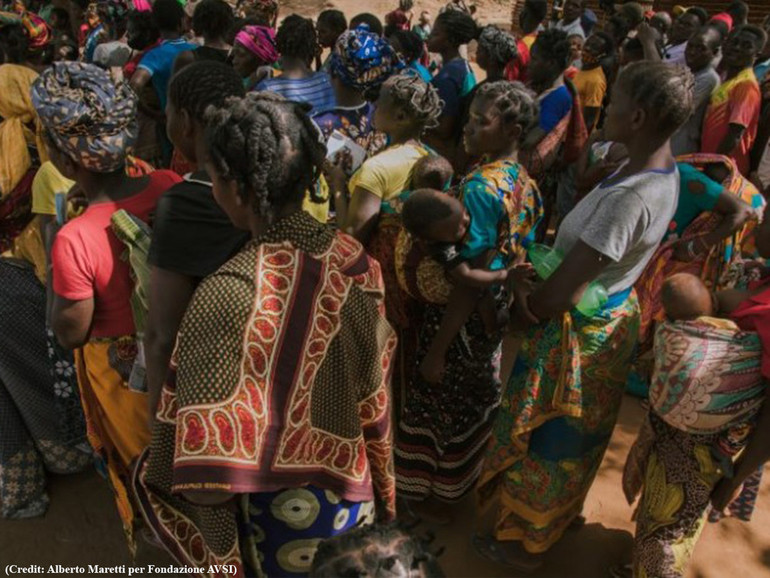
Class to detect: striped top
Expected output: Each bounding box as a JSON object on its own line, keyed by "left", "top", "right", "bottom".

{"left": 255, "top": 71, "right": 337, "bottom": 114}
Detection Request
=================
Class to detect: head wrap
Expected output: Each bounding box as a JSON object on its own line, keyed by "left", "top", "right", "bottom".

{"left": 31, "top": 62, "right": 138, "bottom": 173}
{"left": 0, "top": 9, "right": 51, "bottom": 52}
{"left": 711, "top": 12, "right": 734, "bottom": 32}
{"left": 330, "top": 27, "right": 400, "bottom": 93}
{"left": 0, "top": 65, "right": 48, "bottom": 196}
{"left": 234, "top": 25, "right": 279, "bottom": 64}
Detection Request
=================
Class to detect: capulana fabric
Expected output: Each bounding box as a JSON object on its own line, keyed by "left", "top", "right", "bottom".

{"left": 234, "top": 24, "right": 279, "bottom": 64}
{"left": 0, "top": 9, "right": 51, "bottom": 51}
{"left": 331, "top": 26, "right": 401, "bottom": 92}
{"left": 31, "top": 62, "right": 138, "bottom": 173}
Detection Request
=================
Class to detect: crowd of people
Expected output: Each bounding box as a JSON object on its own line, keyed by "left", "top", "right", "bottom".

{"left": 2, "top": 0, "right": 770, "bottom": 576}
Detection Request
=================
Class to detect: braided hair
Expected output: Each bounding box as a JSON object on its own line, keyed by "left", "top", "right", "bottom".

{"left": 434, "top": 10, "right": 478, "bottom": 47}
{"left": 276, "top": 14, "right": 317, "bottom": 65}
{"left": 478, "top": 25, "right": 518, "bottom": 67}
{"left": 169, "top": 60, "right": 245, "bottom": 122}
{"left": 384, "top": 73, "right": 443, "bottom": 132}
{"left": 475, "top": 81, "right": 539, "bottom": 142}
{"left": 204, "top": 93, "right": 326, "bottom": 220}
{"left": 616, "top": 61, "right": 694, "bottom": 139}
{"left": 310, "top": 523, "right": 445, "bottom": 578}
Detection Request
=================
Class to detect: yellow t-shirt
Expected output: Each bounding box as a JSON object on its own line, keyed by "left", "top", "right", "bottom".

{"left": 302, "top": 175, "right": 330, "bottom": 223}
{"left": 6, "top": 162, "right": 75, "bottom": 283}
{"left": 348, "top": 143, "right": 429, "bottom": 201}
{"left": 573, "top": 66, "right": 607, "bottom": 129}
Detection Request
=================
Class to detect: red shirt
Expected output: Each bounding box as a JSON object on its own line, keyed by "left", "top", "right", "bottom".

{"left": 505, "top": 39, "right": 530, "bottom": 83}
{"left": 52, "top": 170, "right": 181, "bottom": 338}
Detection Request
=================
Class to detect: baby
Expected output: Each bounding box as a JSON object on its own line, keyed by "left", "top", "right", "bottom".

{"left": 662, "top": 272, "right": 759, "bottom": 321}
{"left": 411, "top": 154, "right": 454, "bottom": 191}
{"left": 402, "top": 183, "right": 513, "bottom": 334}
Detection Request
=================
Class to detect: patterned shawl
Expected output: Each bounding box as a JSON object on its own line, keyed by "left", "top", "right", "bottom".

{"left": 134, "top": 212, "right": 397, "bottom": 577}
{"left": 31, "top": 61, "right": 138, "bottom": 173}
{"left": 634, "top": 153, "right": 765, "bottom": 356}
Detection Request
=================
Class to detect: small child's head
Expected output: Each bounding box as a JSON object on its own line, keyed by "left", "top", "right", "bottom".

{"left": 402, "top": 189, "right": 469, "bottom": 244}
{"left": 606, "top": 61, "right": 693, "bottom": 147}
{"left": 662, "top": 273, "right": 715, "bottom": 321}
{"left": 419, "top": 10, "right": 431, "bottom": 26}
{"left": 412, "top": 154, "right": 454, "bottom": 191}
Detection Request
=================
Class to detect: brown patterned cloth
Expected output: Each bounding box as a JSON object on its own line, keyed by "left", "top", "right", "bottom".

{"left": 133, "top": 211, "right": 397, "bottom": 576}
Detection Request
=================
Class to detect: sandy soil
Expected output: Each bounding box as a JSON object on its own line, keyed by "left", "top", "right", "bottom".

{"left": 3, "top": 339, "right": 770, "bottom": 577}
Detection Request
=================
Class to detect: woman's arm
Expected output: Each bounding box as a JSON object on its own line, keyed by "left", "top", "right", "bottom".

{"left": 144, "top": 267, "right": 196, "bottom": 426}
{"left": 522, "top": 240, "right": 610, "bottom": 323}
{"left": 343, "top": 187, "right": 381, "bottom": 244}
{"left": 51, "top": 294, "right": 94, "bottom": 350}
{"left": 673, "top": 189, "right": 754, "bottom": 262}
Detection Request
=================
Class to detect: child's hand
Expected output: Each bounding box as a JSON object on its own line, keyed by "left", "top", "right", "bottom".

{"left": 506, "top": 262, "right": 537, "bottom": 294}
{"left": 322, "top": 150, "right": 352, "bottom": 189}
{"left": 419, "top": 348, "right": 445, "bottom": 384}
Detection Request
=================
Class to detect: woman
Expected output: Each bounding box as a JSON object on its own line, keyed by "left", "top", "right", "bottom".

{"left": 475, "top": 62, "right": 694, "bottom": 571}
{"left": 477, "top": 25, "right": 518, "bottom": 85}
{"left": 388, "top": 29, "right": 431, "bottom": 83}
{"left": 312, "top": 25, "right": 398, "bottom": 158}
{"left": 171, "top": 0, "right": 233, "bottom": 73}
{"left": 134, "top": 93, "right": 397, "bottom": 577}
{"left": 255, "top": 15, "right": 335, "bottom": 113}
{"left": 522, "top": 28, "right": 587, "bottom": 180}
{"left": 0, "top": 27, "right": 48, "bottom": 252}
{"left": 396, "top": 81, "right": 543, "bottom": 523}
{"left": 631, "top": 154, "right": 763, "bottom": 391}
{"left": 31, "top": 61, "right": 181, "bottom": 550}
{"left": 424, "top": 9, "right": 477, "bottom": 167}
{"left": 231, "top": 23, "right": 279, "bottom": 91}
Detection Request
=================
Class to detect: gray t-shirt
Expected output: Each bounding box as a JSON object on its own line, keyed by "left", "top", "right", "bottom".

{"left": 554, "top": 166, "right": 679, "bottom": 294}
{"left": 671, "top": 66, "right": 720, "bottom": 156}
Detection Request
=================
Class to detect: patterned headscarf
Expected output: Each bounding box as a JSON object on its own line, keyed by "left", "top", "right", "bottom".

{"left": 234, "top": 25, "right": 279, "bottom": 64}
{"left": 330, "top": 27, "right": 401, "bottom": 93}
{"left": 31, "top": 62, "right": 138, "bottom": 173}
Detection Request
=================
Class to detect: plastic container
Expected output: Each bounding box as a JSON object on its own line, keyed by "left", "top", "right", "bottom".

{"left": 527, "top": 243, "right": 608, "bottom": 316}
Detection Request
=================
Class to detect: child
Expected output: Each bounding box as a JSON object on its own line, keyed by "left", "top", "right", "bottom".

{"left": 661, "top": 273, "right": 716, "bottom": 320}
{"left": 402, "top": 188, "right": 513, "bottom": 334}
{"left": 316, "top": 9, "right": 347, "bottom": 71}
{"left": 411, "top": 154, "right": 454, "bottom": 191}
{"left": 413, "top": 10, "right": 432, "bottom": 42}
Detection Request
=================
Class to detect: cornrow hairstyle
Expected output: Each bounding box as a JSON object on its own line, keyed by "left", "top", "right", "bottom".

{"left": 276, "top": 13, "right": 317, "bottom": 65}
{"left": 531, "top": 28, "right": 570, "bottom": 72}
{"left": 434, "top": 10, "right": 478, "bottom": 47}
{"left": 616, "top": 61, "right": 695, "bottom": 140}
{"left": 310, "top": 522, "right": 446, "bottom": 578}
{"left": 733, "top": 24, "right": 769, "bottom": 53}
{"left": 478, "top": 25, "right": 518, "bottom": 66}
{"left": 384, "top": 73, "right": 443, "bottom": 132}
{"left": 169, "top": 60, "right": 245, "bottom": 122}
{"left": 390, "top": 29, "right": 424, "bottom": 62}
{"left": 192, "top": 0, "right": 235, "bottom": 40}
{"left": 204, "top": 92, "right": 327, "bottom": 221}
{"left": 318, "top": 9, "right": 347, "bottom": 35}
{"left": 350, "top": 13, "right": 384, "bottom": 36}
{"left": 475, "top": 81, "right": 539, "bottom": 143}
{"left": 152, "top": 0, "right": 185, "bottom": 33}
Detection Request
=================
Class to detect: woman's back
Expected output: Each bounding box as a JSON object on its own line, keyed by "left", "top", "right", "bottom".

{"left": 52, "top": 170, "right": 180, "bottom": 337}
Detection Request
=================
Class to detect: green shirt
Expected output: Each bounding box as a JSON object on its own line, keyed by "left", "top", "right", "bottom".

{"left": 667, "top": 162, "right": 723, "bottom": 240}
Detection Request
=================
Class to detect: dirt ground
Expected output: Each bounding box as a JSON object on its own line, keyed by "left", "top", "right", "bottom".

{"left": 3, "top": 354, "right": 770, "bottom": 577}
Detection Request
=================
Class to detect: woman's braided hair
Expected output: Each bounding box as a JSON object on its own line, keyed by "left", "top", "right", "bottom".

{"left": 204, "top": 92, "right": 326, "bottom": 220}
{"left": 384, "top": 73, "right": 443, "bottom": 132}
{"left": 478, "top": 25, "right": 518, "bottom": 66}
{"left": 434, "top": 9, "right": 478, "bottom": 47}
{"left": 276, "top": 13, "right": 318, "bottom": 64}
{"left": 309, "top": 522, "right": 445, "bottom": 578}
{"left": 475, "top": 80, "right": 539, "bottom": 143}
{"left": 616, "top": 61, "right": 695, "bottom": 139}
